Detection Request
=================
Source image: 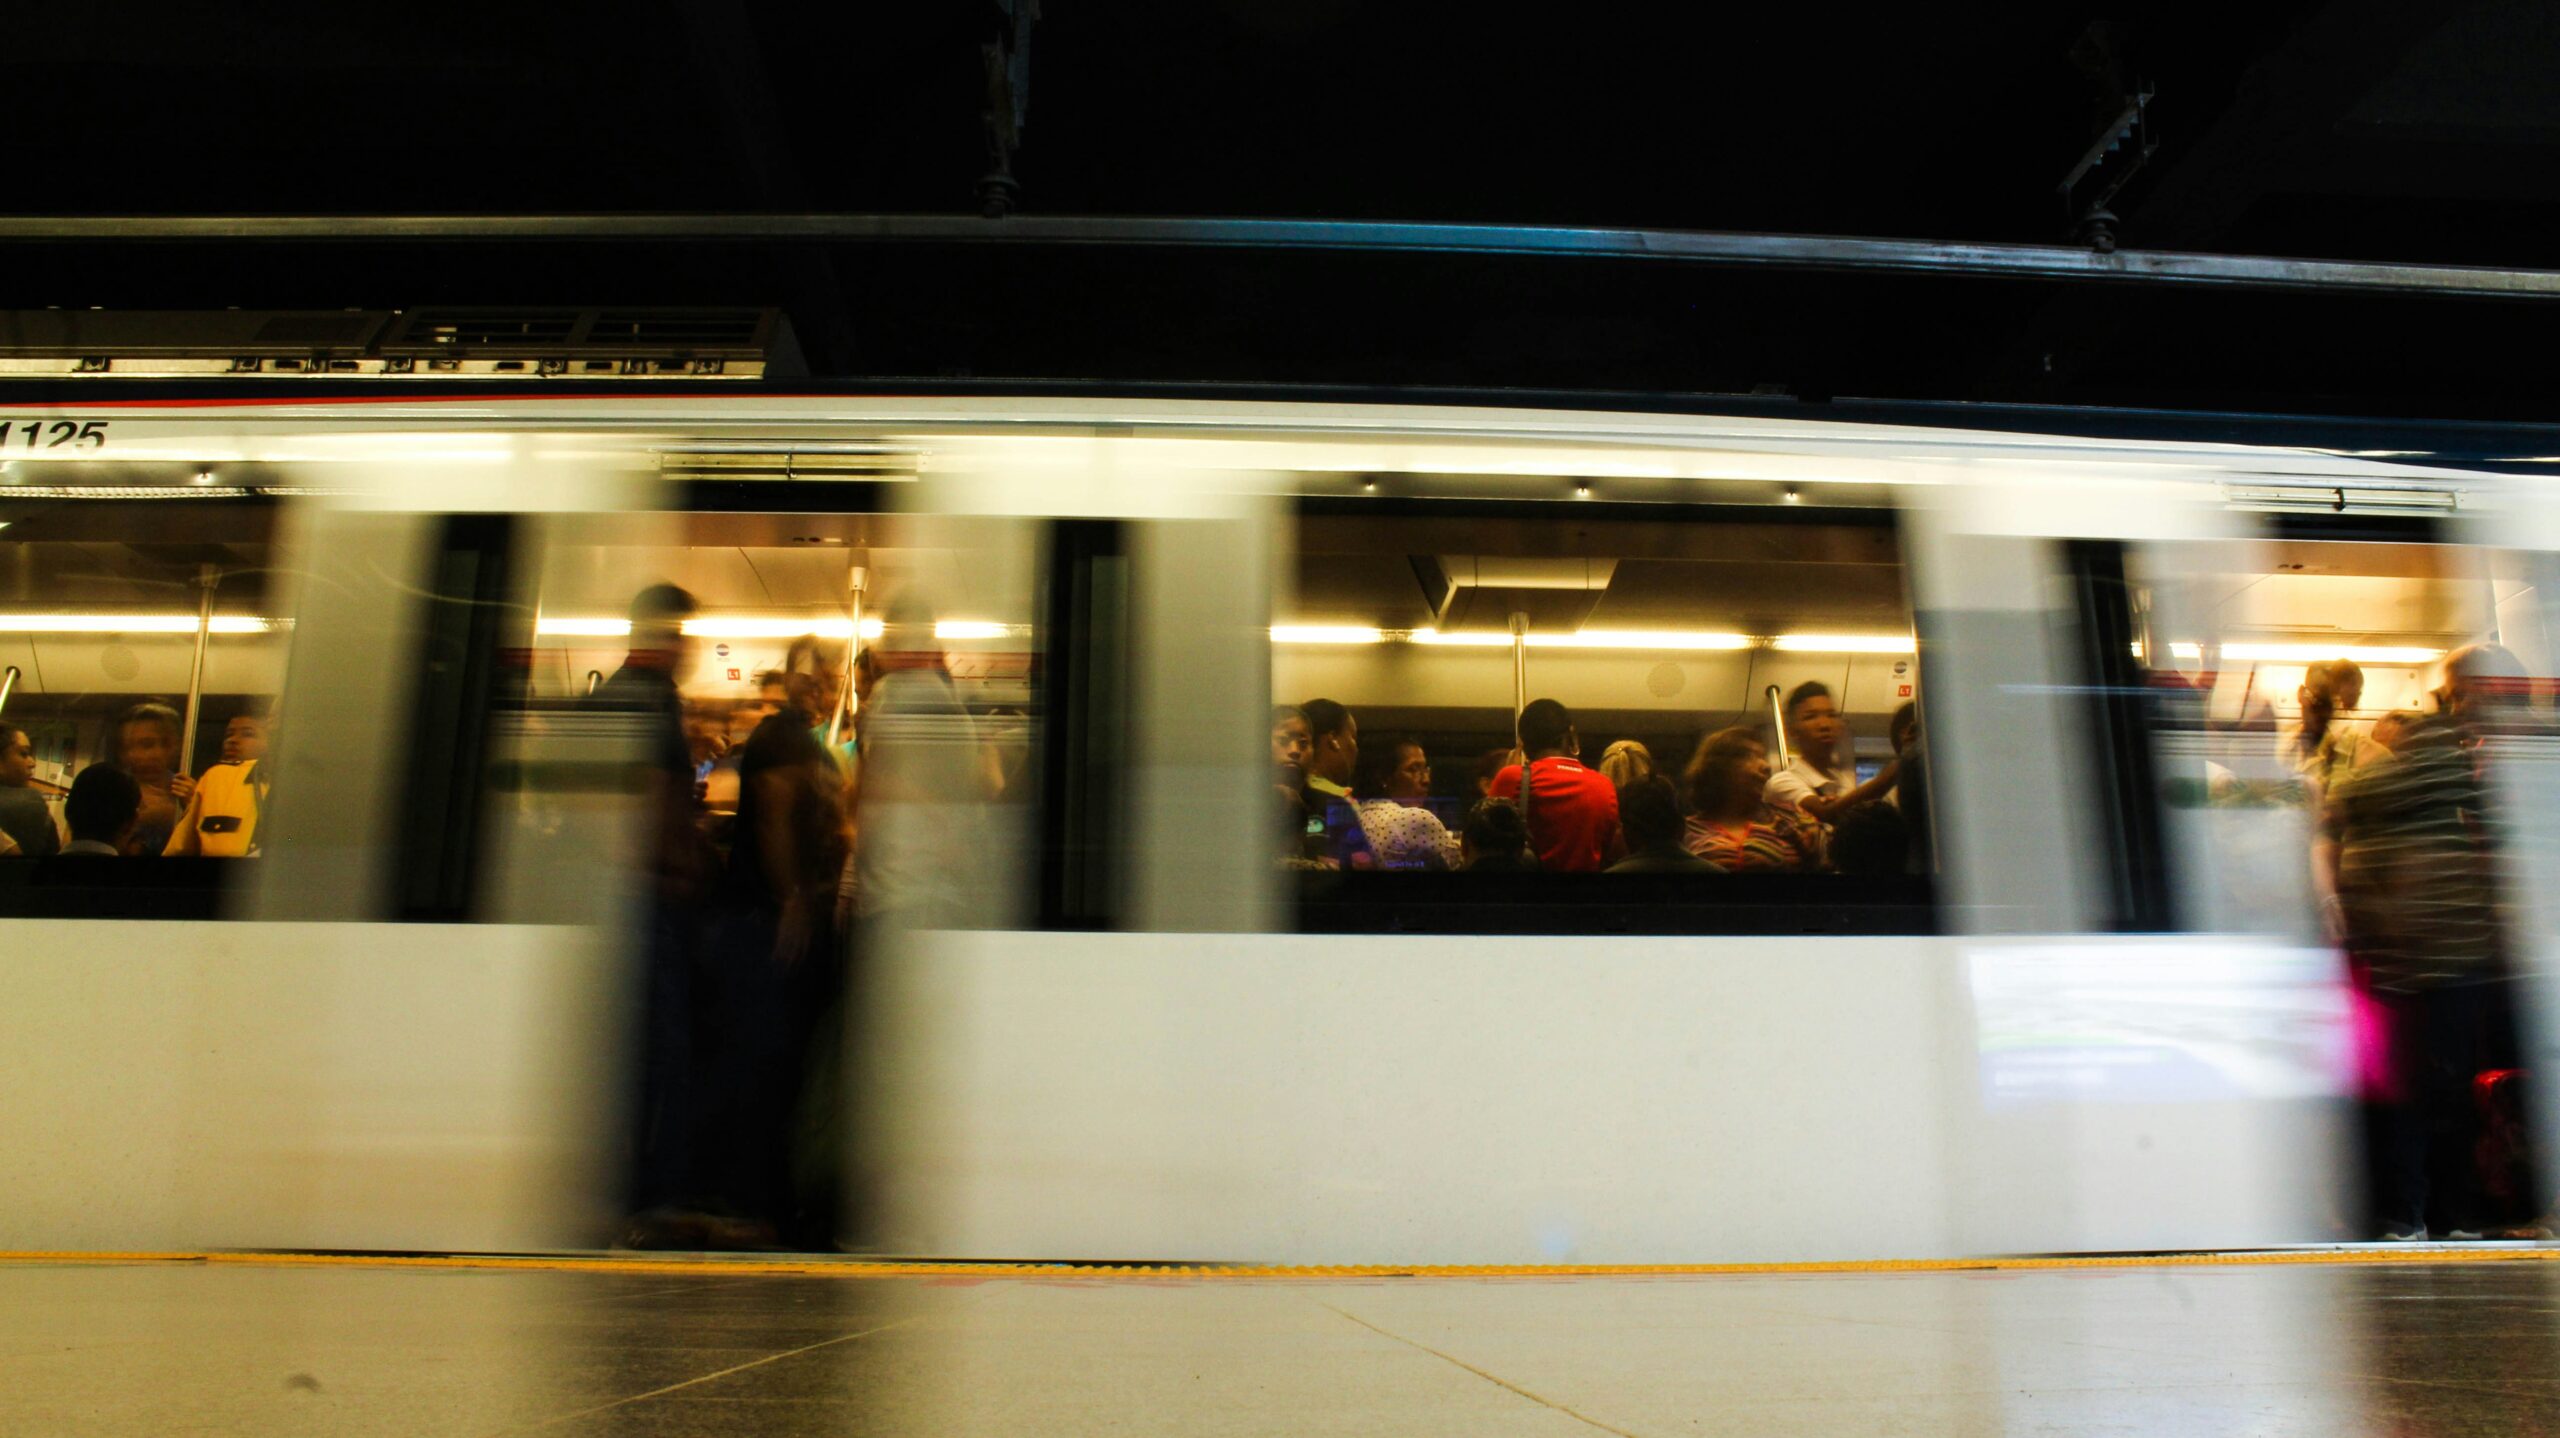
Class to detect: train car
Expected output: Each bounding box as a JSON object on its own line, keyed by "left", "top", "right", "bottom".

{"left": 4, "top": 384, "right": 2559, "bottom": 1263}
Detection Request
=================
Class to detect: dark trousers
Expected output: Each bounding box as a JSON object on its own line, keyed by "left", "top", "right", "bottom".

{"left": 2376, "top": 983, "right": 2494, "bottom": 1232}
{"left": 701, "top": 903, "right": 841, "bottom": 1235}
{"left": 629, "top": 901, "right": 703, "bottom": 1214}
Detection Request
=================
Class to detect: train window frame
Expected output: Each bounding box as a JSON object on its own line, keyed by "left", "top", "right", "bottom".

{"left": 0, "top": 494, "right": 289, "bottom": 920}
{"left": 2083, "top": 511, "right": 2483, "bottom": 938}
{"left": 1278, "top": 494, "right": 1940, "bottom": 937}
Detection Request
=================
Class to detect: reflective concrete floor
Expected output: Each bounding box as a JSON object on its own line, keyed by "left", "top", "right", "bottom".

{"left": 9, "top": 1254, "right": 2560, "bottom": 1435}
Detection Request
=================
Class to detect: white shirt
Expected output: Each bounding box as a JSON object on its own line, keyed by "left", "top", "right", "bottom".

{"left": 1352, "top": 797, "right": 1460, "bottom": 870}
{"left": 1763, "top": 755, "right": 1847, "bottom": 814}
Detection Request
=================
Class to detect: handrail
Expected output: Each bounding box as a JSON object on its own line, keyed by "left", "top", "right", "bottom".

{"left": 0, "top": 213, "right": 2555, "bottom": 300}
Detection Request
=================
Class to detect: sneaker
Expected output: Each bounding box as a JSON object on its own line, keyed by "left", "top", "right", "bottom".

{"left": 2445, "top": 1228, "right": 2485, "bottom": 1241}
{"left": 2380, "top": 1222, "right": 2430, "bottom": 1241}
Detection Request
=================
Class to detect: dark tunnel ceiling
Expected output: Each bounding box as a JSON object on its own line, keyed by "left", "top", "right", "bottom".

{"left": 12, "top": 5, "right": 2560, "bottom": 422}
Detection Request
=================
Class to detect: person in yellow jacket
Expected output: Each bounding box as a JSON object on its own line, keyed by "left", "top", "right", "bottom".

{"left": 163, "top": 712, "right": 270, "bottom": 858}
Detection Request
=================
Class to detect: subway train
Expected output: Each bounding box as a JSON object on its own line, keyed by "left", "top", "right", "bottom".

{"left": 5, "top": 386, "right": 2560, "bottom": 1265}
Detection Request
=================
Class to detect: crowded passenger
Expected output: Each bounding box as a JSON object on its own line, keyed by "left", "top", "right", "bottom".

{"left": 1348, "top": 733, "right": 1459, "bottom": 870}
{"left": 1472, "top": 748, "right": 1509, "bottom": 802}
{"left": 1828, "top": 802, "right": 1911, "bottom": 877}
{"left": 1271, "top": 704, "right": 1313, "bottom": 783}
{"left": 60, "top": 763, "right": 140, "bottom": 857}
{"left": 114, "top": 701, "right": 191, "bottom": 855}
{"left": 2288, "top": 659, "right": 2369, "bottom": 794}
{"left": 2325, "top": 644, "right": 2524, "bottom": 1240}
{"left": 1765, "top": 681, "right": 1899, "bottom": 824}
{"left": 163, "top": 709, "right": 271, "bottom": 857}
{"left": 1606, "top": 776, "right": 1712, "bottom": 873}
{"left": 853, "top": 604, "right": 997, "bottom": 924}
{"left": 1459, "top": 798, "right": 1535, "bottom": 871}
{"left": 1597, "top": 739, "right": 1658, "bottom": 791}
{"left": 1488, "top": 699, "right": 1621, "bottom": 872}
{"left": 0, "top": 724, "right": 60, "bottom": 858}
{"left": 1681, "top": 725, "right": 1820, "bottom": 872}
{"left": 1300, "top": 699, "right": 1358, "bottom": 807}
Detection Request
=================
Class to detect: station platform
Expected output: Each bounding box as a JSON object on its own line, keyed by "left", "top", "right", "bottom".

{"left": 6, "top": 1248, "right": 2560, "bottom": 1435}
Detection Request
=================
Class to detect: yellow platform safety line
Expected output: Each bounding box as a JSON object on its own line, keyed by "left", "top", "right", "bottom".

{"left": 3, "top": 1246, "right": 2560, "bottom": 1281}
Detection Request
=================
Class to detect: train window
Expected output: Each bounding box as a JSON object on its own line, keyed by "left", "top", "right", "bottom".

{"left": 0, "top": 497, "right": 287, "bottom": 914}
{"left": 1274, "top": 501, "right": 1936, "bottom": 933}
{"left": 477, "top": 507, "right": 1045, "bottom": 931}
{"left": 2111, "top": 526, "right": 2549, "bottom": 942}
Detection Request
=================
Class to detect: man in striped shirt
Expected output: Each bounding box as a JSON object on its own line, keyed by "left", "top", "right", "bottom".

{"left": 2329, "top": 644, "right": 2526, "bottom": 1239}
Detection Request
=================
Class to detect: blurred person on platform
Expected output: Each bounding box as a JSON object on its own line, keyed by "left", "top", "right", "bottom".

{"left": 2327, "top": 643, "right": 2528, "bottom": 1240}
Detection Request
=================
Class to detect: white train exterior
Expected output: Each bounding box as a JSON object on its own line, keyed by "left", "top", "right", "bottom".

{"left": 4, "top": 392, "right": 2555, "bottom": 1264}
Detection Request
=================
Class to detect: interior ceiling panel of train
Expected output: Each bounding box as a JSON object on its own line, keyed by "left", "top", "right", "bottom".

{"left": 1289, "top": 516, "right": 1907, "bottom": 636}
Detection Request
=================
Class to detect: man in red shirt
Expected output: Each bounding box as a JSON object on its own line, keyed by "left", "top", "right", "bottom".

{"left": 1488, "top": 698, "right": 1622, "bottom": 872}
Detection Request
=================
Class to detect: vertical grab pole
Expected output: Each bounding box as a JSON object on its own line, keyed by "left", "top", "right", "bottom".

{"left": 178, "top": 564, "right": 218, "bottom": 777}
{"left": 0, "top": 665, "right": 16, "bottom": 716}
{"left": 827, "top": 565, "right": 869, "bottom": 750}
{"left": 1508, "top": 611, "right": 1530, "bottom": 757}
{"left": 1766, "top": 683, "right": 1790, "bottom": 769}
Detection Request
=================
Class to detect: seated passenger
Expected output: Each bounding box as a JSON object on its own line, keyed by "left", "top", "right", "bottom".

{"left": 1349, "top": 734, "right": 1459, "bottom": 870}
{"left": 1765, "top": 681, "right": 1897, "bottom": 824}
{"left": 60, "top": 763, "right": 141, "bottom": 857}
{"left": 114, "top": 700, "right": 193, "bottom": 856}
{"left": 1459, "top": 798, "right": 1535, "bottom": 872}
{"left": 1606, "top": 776, "right": 1711, "bottom": 873}
{"left": 1598, "top": 739, "right": 1658, "bottom": 791}
{"left": 0, "top": 724, "right": 61, "bottom": 858}
{"left": 1682, "top": 726, "right": 1820, "bottom": 872}
{"left": 163, "top": 710, "right": 271, "bottom": 857}
{"left": 1488, "top": 699, "right": 1622, "bottom": 872}
{"left": 1828, "top": 801, "right": 1911, "bottom": 877}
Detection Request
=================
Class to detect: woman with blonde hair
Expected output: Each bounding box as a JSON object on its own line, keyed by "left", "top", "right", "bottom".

{"left": 1680, "top": 726, "right": 1820, "bottom": 872}
{"left": 1597, "top": 739, "right": 1657, "bottom": 791}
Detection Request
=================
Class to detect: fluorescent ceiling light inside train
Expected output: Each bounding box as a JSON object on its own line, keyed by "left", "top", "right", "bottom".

{"left": 536, "top": 616, "right": 1021, "bottom": 641}
{"left": 2157, "top": 641, "right": 2446, "bottom": 664}
{"left": 0, "top": 614, "right": 278, "bottom": 633}
{"left": 1273, "top": 627, "right": 1900, "bottom": 652}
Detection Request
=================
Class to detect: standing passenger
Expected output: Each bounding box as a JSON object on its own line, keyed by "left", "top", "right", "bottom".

{"left": 1606, "top": 776, "right": 1711, "bottom": 873}
{"left": 0, "top": 725, "right": 60, "bottom": 858}
{"left": 1271, "top": 705, "right": 1313, "bottom": 781}
{"left": 1488, "top": 698, "right": 1621, "bottom": 872}
{"left": 1597, "top": 739, "right": 1658, "bottom": 791}
{"left": 1764, "top": 681, "right": 1897, "bottom": 824}
{"left": 59, "top": 764, "right": 141, "bottom": 857}
{"left": 1349, "top": 735, "right": 1459, "bottom": 869}
{"left": 2328, "top": 644, "right": 2525, "bottom": 1240}
{"left": 1298, "top": 699, "right": 1372, "bottom": 867}
{"left": 113, "top": 701, "right": 192, "bottom": 856}
{"left": 1682, "top": 726, "right": 1820, "bottom": 872}
{"left": 163, "top": 710, "right": 272, "bottom": 857}
{"left": 1459, "top": 799, "right": 1535, "bottom": 872}
{"left": 2290, "top": 660, "right": 2369, "bottom": 797}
